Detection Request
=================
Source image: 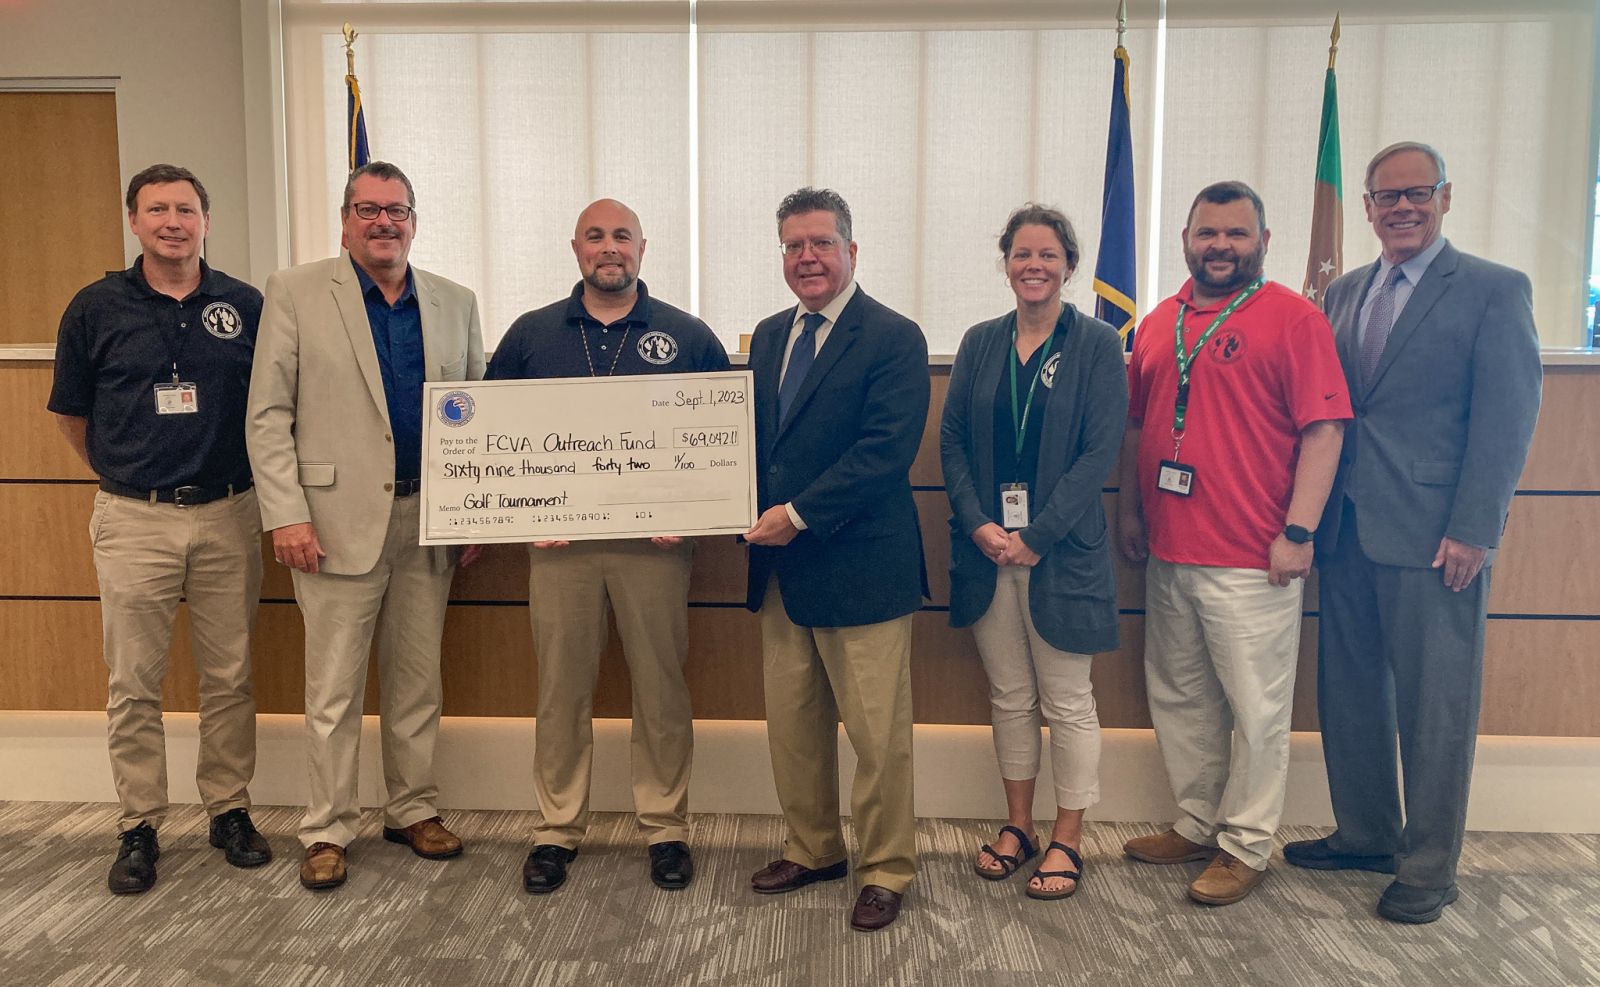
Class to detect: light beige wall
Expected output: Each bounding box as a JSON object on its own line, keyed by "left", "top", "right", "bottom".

{"left": 0, "top": 0, "right": 254, "bottom": 285}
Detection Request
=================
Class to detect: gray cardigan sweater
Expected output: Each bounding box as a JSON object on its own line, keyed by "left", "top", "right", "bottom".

{"left": 939, "top": 304, "right": 1128, "bottom": 654}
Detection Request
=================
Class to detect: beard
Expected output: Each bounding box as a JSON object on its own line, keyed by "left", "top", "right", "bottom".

{"left": 584, "top": 265, "right": 636, "bottom": 294}
{"left": 1185, "top": 243, "right": 1266, "bottom": 295}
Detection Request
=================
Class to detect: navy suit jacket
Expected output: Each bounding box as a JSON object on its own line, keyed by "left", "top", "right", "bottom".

{"left": 1317, "top": 241, "right": 1542, "bottom": 566}
{"left": 743, "top": 287, "right": 931, "bottom": 627}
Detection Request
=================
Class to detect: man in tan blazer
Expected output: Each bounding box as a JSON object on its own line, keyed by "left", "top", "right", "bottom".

{"left": 247, "top": 161, "right": 485, "bottom": 891}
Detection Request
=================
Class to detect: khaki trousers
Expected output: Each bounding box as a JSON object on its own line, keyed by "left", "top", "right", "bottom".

{"left": 760, "top": 578, "right": 917, "bottom": 893}
{"left": 90, "top": 488, "right": 263, "bottom": 832}
{"left": 971, "top": 566, "right": 1101, "bottom": 810}
{"left": 293, "top": 495, "right": 452, "bottom": 848}
{"left": 1143, "top": 557, "right": 1304, "bottom": 870}
{"left": 528, "top": 540, "right": 695, "bottom": 848}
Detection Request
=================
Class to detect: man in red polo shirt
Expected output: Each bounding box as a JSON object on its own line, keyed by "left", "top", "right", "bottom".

{"left": 1115, "top": 181, "right": 1351, "bottom": 906}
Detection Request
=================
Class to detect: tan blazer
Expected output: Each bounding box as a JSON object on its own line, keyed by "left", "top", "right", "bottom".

{"left": 246, "top": 253, "right": 485, "bottom": 575}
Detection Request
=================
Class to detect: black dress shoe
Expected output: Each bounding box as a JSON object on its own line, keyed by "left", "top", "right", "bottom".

{"left": 209, "top": 808, "right": 273, "bottom": 868}
{"left": 850, "top": 884, "right": 904, "bottom": 931}
{"left": 750, "top": 858, "right": 849, "bottom": 894}
{"left": 1283, "top": 836, "right": 1395, "bottom": 874}
{"left": 523, "top": 844, "right": 577, "bottom": 895}
{"left": 108, "top": 823, "right": 160, "bottom": 895}
{"left": 649, "top": 841, "right": 694, "bottom": 890}
{"left": 1377, "top": 880, "right": 1460, "bottom": 924}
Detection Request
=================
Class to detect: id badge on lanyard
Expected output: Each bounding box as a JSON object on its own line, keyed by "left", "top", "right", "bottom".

{"left": 154, "top": 381, "right": 199, "bottom": 414}
{"left": 1161, "top": 278, "right": 1263, "bottom": 497}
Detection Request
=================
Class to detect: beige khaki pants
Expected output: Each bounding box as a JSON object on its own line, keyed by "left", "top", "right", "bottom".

{"left": 91, "top": 487, "right": 263, "bottom": 832}
{"left": 760, "top": 577, "right": 917, "bottom": 893}
{"left": 971, "top": 566, "right": 1101, "bottom": 810}
{"left": 293, "top": 495, "right": 452, "bottom": 848}
{"left": 527, "top": 539, "right": 695, "bottom": 848}
{"left": 1143, "top": 557, "right": 1304, "bottom": 870}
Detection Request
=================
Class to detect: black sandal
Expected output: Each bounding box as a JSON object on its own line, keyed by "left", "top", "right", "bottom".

{"left": 1026, "top": 842, "right": 1084, "bottom": 900}
{"left": 974, "top": 824, "right": 1039, "bottom": 881}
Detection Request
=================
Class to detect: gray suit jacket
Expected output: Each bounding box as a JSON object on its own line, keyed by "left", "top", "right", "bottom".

{"left": 246, "top": 253, "right": 485, "bottom": 575}
{"left": 940, "top": 306, "right": 1127, "bottom": 654}
{"left": 1318, "top": 240, "right": 1541, "bottom": 567}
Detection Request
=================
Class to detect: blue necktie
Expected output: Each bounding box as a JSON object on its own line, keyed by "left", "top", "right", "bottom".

{"left": 778, "top": 312, "right": 825, "bottom": 421}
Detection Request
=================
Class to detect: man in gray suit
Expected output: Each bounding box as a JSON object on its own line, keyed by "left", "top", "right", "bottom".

{"left": 1284, "top": 142, "right": 1542, "bottom": 924}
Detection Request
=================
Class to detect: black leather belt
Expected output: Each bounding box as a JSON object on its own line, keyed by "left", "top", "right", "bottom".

{"left": 393, "top": 478, "right": 422, "bottom": 497}
{"left": 100, "top": 478, "right": 253, "bottom": 507}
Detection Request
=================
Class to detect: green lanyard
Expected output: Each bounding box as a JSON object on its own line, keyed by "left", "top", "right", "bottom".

{"left": 1009, "top": 324, "right": 1056, "bottom": 460}
{"left": 1171, "top": 277, "right": 1263, "bottom": 433}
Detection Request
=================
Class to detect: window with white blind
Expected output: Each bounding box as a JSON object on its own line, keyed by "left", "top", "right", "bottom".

{"left": 279, "top": 0, "right": 1598, "bottom": 351}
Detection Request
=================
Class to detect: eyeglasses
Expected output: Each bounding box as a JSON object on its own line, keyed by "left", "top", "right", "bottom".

{"left": 780, "top": 236, "right": 843, "bottom": 257}
{"left": 350, "top": 202, "right": 416, "bottom": 222}
{"left": 1365, "top": 181, "right": 1445, "bottom": 208}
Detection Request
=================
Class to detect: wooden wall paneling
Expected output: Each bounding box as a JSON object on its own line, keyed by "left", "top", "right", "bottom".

{"left": 686, "top": 535, "right": 747, "bottom": 605}
{"left": 3, "top": 365, "right": 98, "bottom": 480}
{"left": 910, "top": 371, "right": 949, "bottom": 487}
{"left": 1519, "top": 370, "right": 1600, "bottom": 491}
{"left": 440, "top": 604, "right": 535, "bottom": 717}
{"left": 1489, "top": 495, "right": 1600, "bottom": 615}
{"left": 1480, "top": 620, "right": 1600, "bottom": 737}
{"left": 0, "top": 599, "right": 108, "bottom": 710}
{"left": 0, "top": 93, "right": 124, "bottom": 345}
{"left": 0, "top": 482, "right": 99, "bottom": 597}
{"left": 447, "top": 542, "right": 529, "bottom": 601}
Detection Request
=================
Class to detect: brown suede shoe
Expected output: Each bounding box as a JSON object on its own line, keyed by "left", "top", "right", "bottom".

{"left": 1123, "top": 829, "right": 1217, "bottom": 864}
{"left": 1187, "top": 851, "right": 1267, "bottom": 905}
{"left": 300, "top": 842, "right": 346, "bottom": 890}
{"left": 382, "top": 816, "right": 463, "bottom": 860}
{"left": 849, "top": 885, "right": 904, "bottom": 931}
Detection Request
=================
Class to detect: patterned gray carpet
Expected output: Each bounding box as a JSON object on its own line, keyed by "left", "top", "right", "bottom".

{"left": 1, "top": 802, "right": 1595, "bottom": 986}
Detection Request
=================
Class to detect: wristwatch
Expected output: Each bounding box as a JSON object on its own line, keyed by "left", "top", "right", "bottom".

{"left": 1283, "top": 524, "right": 1314, "bottom": 545}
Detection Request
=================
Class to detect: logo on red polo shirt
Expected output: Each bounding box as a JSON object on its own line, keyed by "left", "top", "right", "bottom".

{"left": 1208, "top": 330, "right": 1246, "bottom": 365}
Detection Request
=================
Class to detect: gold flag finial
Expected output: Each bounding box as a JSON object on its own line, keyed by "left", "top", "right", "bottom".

{"left": 343, "top": 22, "right": 359, "bottom": 77}
{"left": 1328, "top": 13, "right": 1341, "bottom": 70}
{"left": 1117, "top": 0, "right": 1128, "bottom": 49}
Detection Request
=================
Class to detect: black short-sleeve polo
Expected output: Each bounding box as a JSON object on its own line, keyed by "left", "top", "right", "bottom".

{"left": 48, "top": 258, "right": 264, "bottom": 489}
{"left": 486, "top": 280, "right": 730, "bottom": 381}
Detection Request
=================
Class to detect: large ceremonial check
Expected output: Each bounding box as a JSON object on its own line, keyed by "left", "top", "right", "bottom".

{"left": 420, "top": 371, "right": 757, "bottom": 544}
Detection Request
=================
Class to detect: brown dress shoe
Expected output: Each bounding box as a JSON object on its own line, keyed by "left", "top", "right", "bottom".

{"left": 750, "top": 858, "right": 849, "bottom": 894}
{"left": 300, "top": 842, "right": 346, "bottom": 890}
{"left": 382, "top": 816, "right": 463, "bottom": 860}
{"left": 1187, "top": 851, "right": 1267, "bottom": 905}
{"left": 849, "top": 884, "right": 904, "bottom": 931}
{"left": 1123, "top": 829, "right": 1217, "bottom": 864}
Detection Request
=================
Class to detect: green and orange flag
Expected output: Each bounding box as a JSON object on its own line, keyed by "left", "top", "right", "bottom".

{"left": 1302, "top": 17, "right": 1342, "bottom": 305}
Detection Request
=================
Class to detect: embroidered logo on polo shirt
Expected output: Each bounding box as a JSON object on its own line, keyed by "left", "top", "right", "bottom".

{"left": 637, "top": 331, "right": 679, "bottom": 365}
{"left": 201, "top": 301, "right": 244, "bottom": 340}
{"left": 1040, "top": 352, "right": 1061, "bottom": 389}
{"left": 1208, "top": 330, "right": 1247, "bottom": 365}
{"left": 437, "top": 390, "right": 475, "bottom": 427}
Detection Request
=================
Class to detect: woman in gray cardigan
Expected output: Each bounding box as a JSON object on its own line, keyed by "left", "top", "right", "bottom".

{"left": 940, "top": 204, "right": 1128, "bottom": 900}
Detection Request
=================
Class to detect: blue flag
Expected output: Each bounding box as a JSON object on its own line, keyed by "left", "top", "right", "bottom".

{"left": 1093, "top": 46, "right": 1137, "bottom": 349}
{"left": 346, "top": 72, "right": 370, "bottom": 173}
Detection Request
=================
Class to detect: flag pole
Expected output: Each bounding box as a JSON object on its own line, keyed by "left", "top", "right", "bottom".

{"left": 1328, "top": 13, "right": 1340, "bottom": 71}
{"left": 343, "top": 23, "right": 371, "bottom": 173}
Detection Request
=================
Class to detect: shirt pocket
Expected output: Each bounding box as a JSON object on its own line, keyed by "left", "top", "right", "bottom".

{"left": 299, "top": 463, "right": 336, "bottom": 487}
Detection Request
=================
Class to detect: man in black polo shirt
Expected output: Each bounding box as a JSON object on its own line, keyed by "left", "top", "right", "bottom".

{"left": 488, "top": 198, "right": 729, "bottom": 895}
{"left": 49, "top": 163, "right": 271, "bottom": 894}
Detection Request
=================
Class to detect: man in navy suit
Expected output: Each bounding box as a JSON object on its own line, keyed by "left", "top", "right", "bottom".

{"left": 1285, "top": 142, "right": 1542, "bottom": 924}
{"left": 743, "top": 187, "right": 930, "bottom": 932}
